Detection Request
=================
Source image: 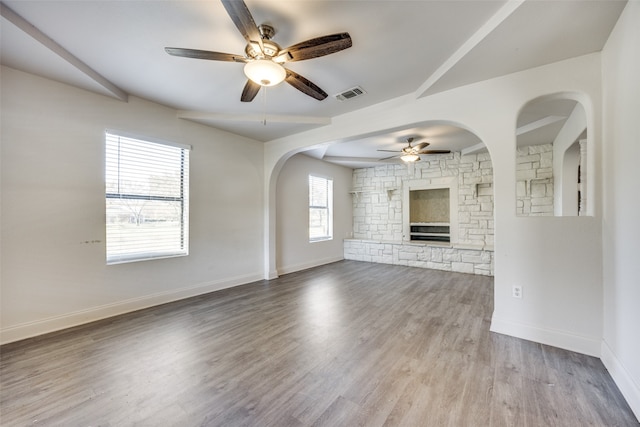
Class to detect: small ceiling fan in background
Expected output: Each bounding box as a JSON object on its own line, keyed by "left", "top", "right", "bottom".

{"left": 378, "top": 137, "right": 451, "bottom": 162}
{"left": 165, "top": 0, "right": 352, "bottom": 102}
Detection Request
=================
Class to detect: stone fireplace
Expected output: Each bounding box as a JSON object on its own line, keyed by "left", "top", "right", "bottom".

{"left": 345, "top": 154, "right": 493, "bottom": 276}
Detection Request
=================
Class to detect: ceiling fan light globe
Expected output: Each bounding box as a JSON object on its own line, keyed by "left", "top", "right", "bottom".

{"left": 244, "top": 60, "right": 286, "bottom": 87}
{"left": 400, "top": 153, "right": 420, "bottom": 162}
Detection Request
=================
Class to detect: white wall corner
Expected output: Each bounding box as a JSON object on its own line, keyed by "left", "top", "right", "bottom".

{"left": 277, "top": 255, "right": 345, "bottom": 276}
{"left": 601, "top": 340, "right": 640, "bottom": 422}
{"left": 490, "top": 313, "right": 601, "bottom": 357}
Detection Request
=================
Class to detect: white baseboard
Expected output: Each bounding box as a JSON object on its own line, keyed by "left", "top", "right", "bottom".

{"left": 277, "top": 256, "right": 344, "bottom": 276}
{"left": 490, "top": 313, "right": 601, "bottom": 357}
{"left": 601, "top": 340, "right": 640, "bottom": 421}
{"left": 0, "top": 272, "right": 263, "bottom": 345}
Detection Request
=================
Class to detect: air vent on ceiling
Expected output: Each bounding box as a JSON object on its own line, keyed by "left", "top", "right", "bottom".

{"left": 335, "top": 86, "right": 366, "bottom": 101}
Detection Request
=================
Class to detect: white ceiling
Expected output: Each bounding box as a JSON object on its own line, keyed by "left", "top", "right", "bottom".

{"left": 0, "top": 0, "right": 626, "bottom": 168}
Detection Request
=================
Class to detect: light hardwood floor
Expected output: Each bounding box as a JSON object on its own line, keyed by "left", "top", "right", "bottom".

{"left": 1, "top": 260, "right": 637, "bottom": 426}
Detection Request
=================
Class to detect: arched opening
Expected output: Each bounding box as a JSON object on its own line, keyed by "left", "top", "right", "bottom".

{"left": 265, "top": 120, "right": 496, "bottom": 278}
{"left": 516, "top": 94, "right": 590, "bottom": 216}
{"left": 283, "top": 121, "right": 495, "bottom": 276}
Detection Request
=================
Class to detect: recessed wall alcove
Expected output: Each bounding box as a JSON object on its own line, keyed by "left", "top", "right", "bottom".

{"left": 403, "top": 178, "right": 459, "bottom": 243}
{"left": 409, "top": 188, "right": 450, "bottom": 242}
{"left": 516, "top": 94, "right": 591, "bottom": 216}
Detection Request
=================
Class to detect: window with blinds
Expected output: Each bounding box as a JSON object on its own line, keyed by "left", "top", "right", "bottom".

{"left": 309, "top": 175, "right": 333, "bottom": 242}
{"left": 105, "top": 132, "right": 190, "bottom": 264}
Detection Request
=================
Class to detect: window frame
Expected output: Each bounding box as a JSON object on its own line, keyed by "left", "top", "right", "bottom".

{"left": 308, "top": 174, "right": 333, "bottom": 242}
{"left": 105, "top": 131, "right": 190, "bottom": 264}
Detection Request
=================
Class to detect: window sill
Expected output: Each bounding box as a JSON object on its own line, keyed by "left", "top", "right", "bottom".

{"left": 310, "top": 237, "right": 333, "bottom": 243}
{"left": 107, "top": 252, "right": 188, "bottom": 265}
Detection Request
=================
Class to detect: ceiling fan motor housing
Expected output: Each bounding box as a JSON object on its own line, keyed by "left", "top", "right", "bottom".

{"left": 245, "top": 39, "right": 281, "bottom": 59}
{"left": 245, "top": 25, "right": 280, "bottom": 59}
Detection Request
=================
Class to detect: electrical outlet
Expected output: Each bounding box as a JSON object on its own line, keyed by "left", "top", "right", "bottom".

{"left": 512, "top": 285, "right": 523, "bottom": 299}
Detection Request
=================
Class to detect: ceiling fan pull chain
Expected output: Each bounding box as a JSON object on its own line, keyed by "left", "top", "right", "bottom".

{"left": 262, "top": 86, "right": 267, "bottom": 126}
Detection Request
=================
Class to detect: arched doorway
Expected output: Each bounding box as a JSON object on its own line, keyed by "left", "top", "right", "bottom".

{"left": 268, "top": 121, "right": 496, "bottom": 277}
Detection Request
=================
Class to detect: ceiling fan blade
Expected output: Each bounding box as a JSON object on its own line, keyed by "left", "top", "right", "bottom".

{"left": 418, "top": 150, "right": 451, "bottom": 154}
{"left": 277, "top": 33, "right": 352, "bottom": 62}
{"left": 379, "top": 155, "right": 399, "bottom": 161}
{"left": 241, "top": 79, "right": 261, "bottom": 102}
{"left": 413, "top": 142, "right": 430, "bottom": 151}
{"left": 377, "top": 149, "right": 402, "bottom": 153}
{"left": 285, "top": 70, "right": 328, "bottom": 100}
{"left": 220, "top": 0, "right": 264, "bottom": 53}
{"left": 165, "top": 47, "right": 246, "bottom": 62}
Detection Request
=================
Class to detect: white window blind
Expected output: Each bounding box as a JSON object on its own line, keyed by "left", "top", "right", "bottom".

{"left": 309, "top": 175, "right": 333, "bottom": 242}
{"left": 105, "top": 132, "right": 189, "bottom": 264}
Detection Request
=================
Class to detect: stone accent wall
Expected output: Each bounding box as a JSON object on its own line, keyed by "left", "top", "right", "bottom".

{"left": 351, "top": 166, "right": 406, "bottom": 241}
{"left": 351, "top": 152, "right": 494, "bottom": 247}
{"left": 344, "top": 240, "right": 494, "bottom": 276}
{"left": 347, "top": 152, "right": 494, "bottom": 276}
{"left": 516, "top": 143, "right": 554, "bottom": 216}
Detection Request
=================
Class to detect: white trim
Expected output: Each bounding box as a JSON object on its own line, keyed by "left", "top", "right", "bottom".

{"left": 0, "top": 272, "right": 262, "bottom": 345}
{"left": 105, "top": 129, "right": 192, "bottom": 151}
{"left": 601, "top": 340, "right": 640, "bottom": 421}
{"left": 277, "top": 256, "right": 344, "bottom": 276}
{"left": 177, "top": 110, "right": 331, "bottom": 125}
{"left": 490, "top": 313, "right": 601, "bottom": 357}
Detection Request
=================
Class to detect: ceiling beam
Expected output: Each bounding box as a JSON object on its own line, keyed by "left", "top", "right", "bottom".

{"left": 322, "top": 156, "right": 381, "bottom": 164}
{"left": 414, "top": 0, "right": 525, "bottom": 99}
{"left": 461, "top": 142, "right": 488, "bottom": 156}
{"left": 460, "top": 115, "right": 566, "bottom": 155}
{"left": 516, "top": 115, "right": 566, "bottom": 135}
{"left": 177, "top": 111, "right": 331, "bottom": 125}
{"left": 0, "top": 2, "right": 128, "bottom": 102}
{"left": 302, "top": 146, "right": 329, "bottom": 160}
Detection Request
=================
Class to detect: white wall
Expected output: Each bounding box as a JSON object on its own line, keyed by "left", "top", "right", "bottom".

{"left": 276, "top": 153, "right": 352, "bottom": 274}
{"left": 601, "top": 1, "right": 640, "bottom": 418}
{"left": 0, "top": 67, "right": 265, "bottom": 344}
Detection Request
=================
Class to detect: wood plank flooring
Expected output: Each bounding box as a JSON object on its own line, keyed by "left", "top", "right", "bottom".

{"left": 1, "top": 260, "right": 637, "bottom": 426}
